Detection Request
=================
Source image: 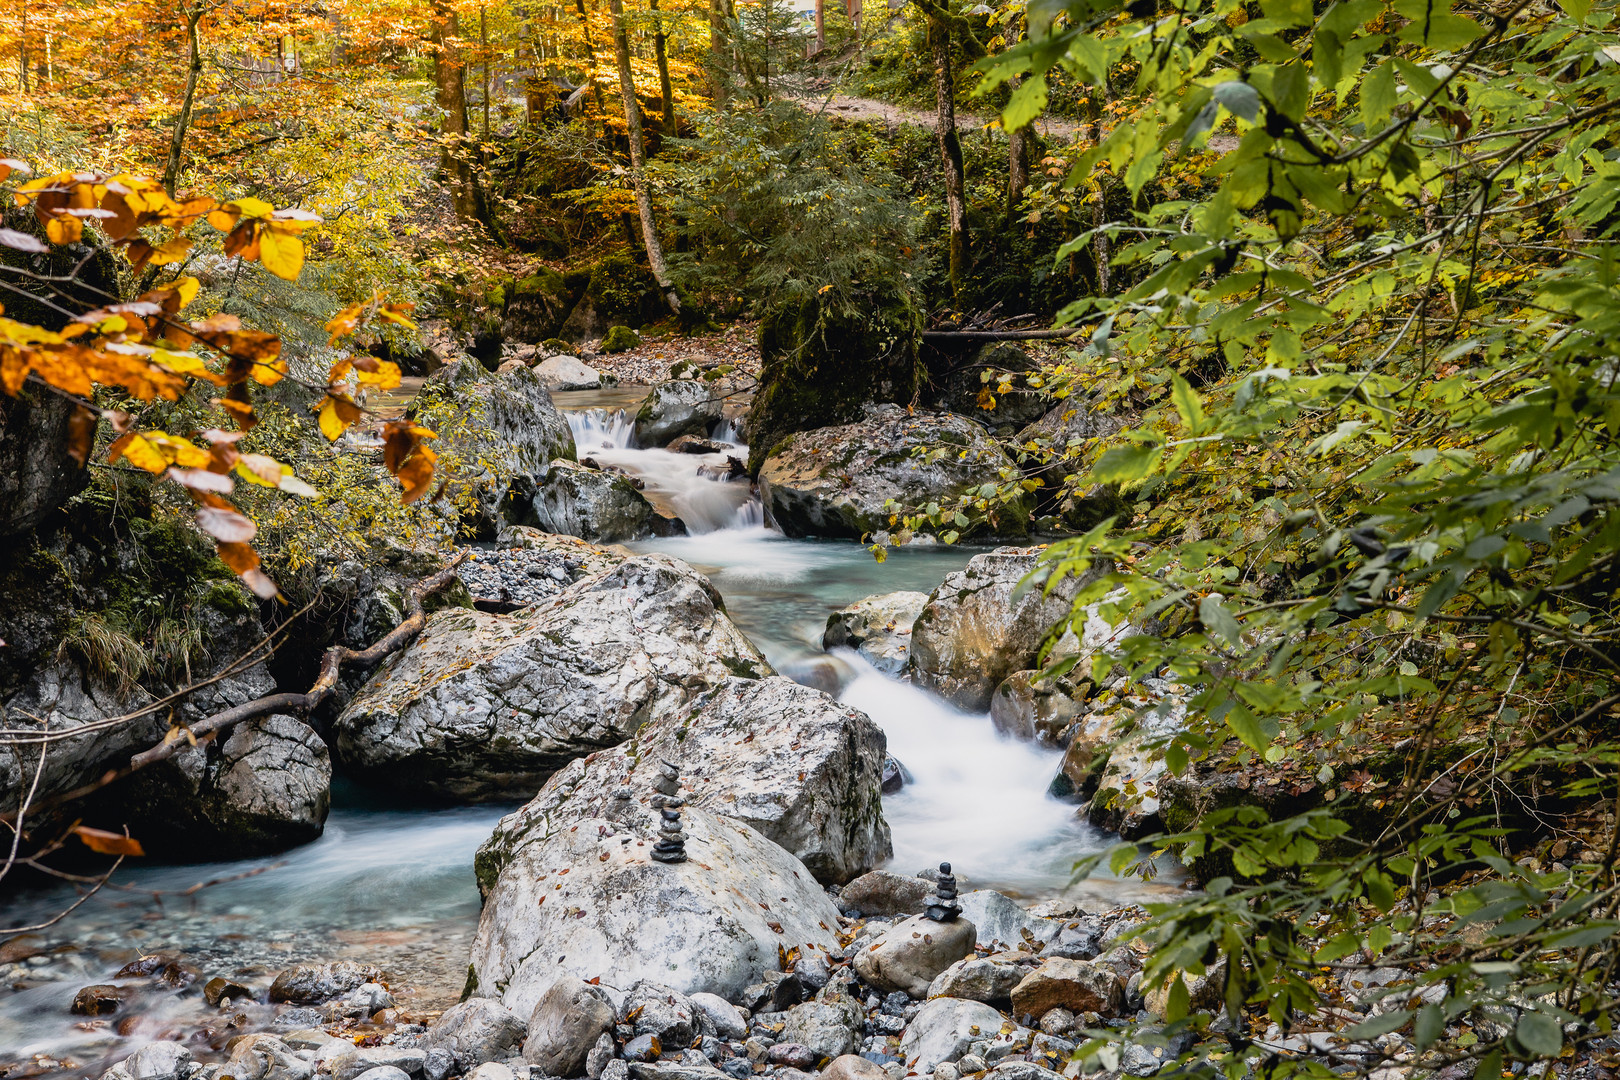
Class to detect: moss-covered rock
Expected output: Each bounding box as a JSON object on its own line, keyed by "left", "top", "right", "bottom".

{"left": 748, "top": 285, "right": 923, "bottom": 475}
{"left": 501, "top": 267, "right": 577, "bottom": 344}
{"left": 601, "top": 325, "right": 641, "bottom": 353}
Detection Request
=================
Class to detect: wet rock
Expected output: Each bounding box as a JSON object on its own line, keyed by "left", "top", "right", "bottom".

{"left": 822, "top": 1055, "right": 890, "bottom": 1080}
{"left": 1009, "top": 959, "right": 1125, "bottom": 1019}
{"left": 332, "top": 1048, "right": 427, "bottom": 1080}
{"left": 71, "top": 983, "right": 128, "bottom": 1015}
{"left": 519, "top": 459, "right": 657, "bottom": 543}
{"left": 478, "top": 674, "right": 888, "bottom": 887}
{"left": 204, "top": 976, "right": 257, "bottom": 1006}
{"left": 122, "top": 1042, "right": 193, "bottom": 1080}
{"left": 537, "top": 355, "right": 604, "bottom": 391}
{"left": 880, "top": 757, "right": 908, "bottom": 795}
{"left": 525, "top": 975, "right": 617, "bottom": 1076}
{"left": 635, "top": 381, "right": 723, "bottom": 446}
{"left": 987, "top": 1063, "right": 1066, "bottom": 1080}
{"left": 927, "top": 957, "right": 1026, "bottom": 1005}
{"left": 1077, "top": 681, "right": 1191, "bottom": 839}
{"left": 956, "top": 892, "right": 1064, "bottom": 953}
{"left": 333, "top": 555, "right": 768, "bottom": 801}
{"left": 667, "top": 436, "right": 732, "bottom": 455}
{"left": 0, "top": 385, "right": 87, "bottom": 538}
{"left": 779, "top": 995, "right": 863, "bottom": 1060}
{"left": 758, "top": 407, "right": 1031, "bottom": 542}
{"left": 220, "top": 1035, "right": 313, "bottom": 1080}
{"left": 626, "top": 980, "right": 700, "bottom": 1046}
{"left": 767, "top": 1044, "right": 817, "bottom": 1070}
{"left": 470, "top": 796, "right": 841, "bottom": 1018}
{"left": 852, "top": 914, "right": 977, "bottom": 998}
{"left": 268, "top": 961, "right": 382, "bottom": 1005}
{"left": 838, "top": 872, "right": 932, "bottom": 918}
{"left": 424, "top": 997, "right": 529, "bottom": 1071}
{"left": 897, "top": 999, "right": 1005, "bottom": 1072}
{"left": 623, "top": 1035, "right": 663, "bottom": 1063}
{"left": 989, "top": 672, "right": 1086, "bottom": 748}
{"left": 910, "top": 548, "right": 1104, "bottom": 712}
{"left": 823, "top": 592, "right": 929, "bottom": 676}
{"left": 690, "top": 993, "right": 748, "bottom": 1040}
{"left": 927, "top": 343, "right": 1049, "bottom": 431}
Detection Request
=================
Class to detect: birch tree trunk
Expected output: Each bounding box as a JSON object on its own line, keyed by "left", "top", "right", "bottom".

{"left": 610, "top": 0, "right": 681, "bottom": 314}
{"left": 928, "top": 15, "right": 968, "bottom": 294}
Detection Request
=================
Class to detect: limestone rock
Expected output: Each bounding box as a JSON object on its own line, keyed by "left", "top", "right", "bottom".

{"left": 477, "top": 674, "right": 887, "bottom": 886}
{"left": 469, "top": 795, "right": 841, "bottom": 1018}
{"left": 524, "top": 975, "right": 616, "bottom": 1076}
{"left": 123, "top": 1043, "right": 193, "bottom": 1080}
{"left": 220, "top": 1035, "right": 312, "bottom": 1080}
{"left": 0, "top": 386, "right": 86, "bottom": 538}
{"left": 1072, "top": 679, "right": 1191, "bottom": 838}
{"left": 635, "top": 381, "right": 723, "bottom": 446}
{"left": 333, "top": 555, "right": 768, "bottom": 801}
{"left": 778, "top": 995, "right": 863, "bottom": 1061}
{"left": 758, "top": 407, "right": 1031, "bottom": 542}
{"left": 989, "top": 672, "right": 1086, "bottom": 748}
{"left": 269, "top": 961, "right": 382, "bottom": 1005}
{"left": 956, "top": 891, "right": 1065, "bottom": 953}
{"left": 910, "top": 548, "right": 1105, "bottom": 712}
{"left": 423, "top": 997, "right": 528, "bottom": 1071}
{"left": 822, "top": 592, "right": 929, "bottom": 675}
{"left": 520, "top": 459, "right": 656, "bottom": 543}
{"left": 897, "top": 998, "right": 1006, "bottom": 1072}
{"left": 690, "top": 992, "right": 748, "bottom": 1040}
{"left": 331, "top": 1049, "right": 426, "bottom": 1080}
{"left": 1009, "top": 959, "right": 1125, "bottom": 1019}
{"left": 625, "top": 981, "right": 699, "bottom": 1046}
{"left": 537, "top": 355, "right": 604, "bottom": 391}
{"left": 927, "top": 956, "right": 1027, "bottom": 1005}
{"left": 851, "top": 914, "right": 977, "bottom": 998}
{"left": 836, "top": 871, "right": 932, "bottom": 917}
{"left": 821, "top": 1056, "right": 890, "bottom": 1080}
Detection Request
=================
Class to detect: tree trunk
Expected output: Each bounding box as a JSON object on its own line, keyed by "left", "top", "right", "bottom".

{"left": 814, "top": 0, "right": 825, "bottom": 55}
{"left": 18, "top": 3, "right": 26, "bottom": 95}
{"left": 610, "top": 0, "right": 681, "bottom": 315}
{"left": 480, "top": 6, "right": 491, "bottom": 141}
{"left": 928, "top": 16, "right": 968, "bottom": 295}
{"left": 431, "top": 1, "right": 479, "bottom": 220}
{"left": 162, "top": 4, "right": 205, "bottom": 194}
{"left": 650, "top": 0, "right": 675, "bottom": 132}
{"left": 708, "top": 0, "right": 730, "bottom": 100}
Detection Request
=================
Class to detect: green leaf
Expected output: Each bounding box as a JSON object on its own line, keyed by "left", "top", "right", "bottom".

{"left": 1200, "top": 594, "right": 1244, "bottom": 649}
{"left": 1261, "top": 0, "right": 1314, "bottom": 27}
{"left": 1171, "top": 374, "right": 1207, "bottom": 434}
{"left": 1226, "top": 704, "right": 1272, "bottom": 752}
{"left": 1414, "top": 1004, "right": 1443, "bottom": 1048}
{"left": 1474, "top": 1050, "right": 1503, "bottom": 1080}
{"left": 1004, "top": 74, "right": 1049, "bottom": 133}
{"left": 1515, "top": 1011, "right": 1562, "bottom": 1057}
{"left": 1346, "top": 1010, "right": 1411, "bottom": 1040}
{"left": 1092, "top": 443, "right": 1164, "bottom": 484}
{"left": 1361, "top": 60, "right": 1398, "bottom": 127}
{"left": 1214, "top": 80, "right": 1262, "bottom": 122}
{"left": 1165, "top": 975, "right": 1190, "bottom": 1022}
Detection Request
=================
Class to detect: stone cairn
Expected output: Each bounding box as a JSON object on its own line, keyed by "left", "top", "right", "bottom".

{"left": 650, "top": 759, "right": 687, "bottom": 864}
{"left": 925, "top": 861, "right": 961, "bottom": 922}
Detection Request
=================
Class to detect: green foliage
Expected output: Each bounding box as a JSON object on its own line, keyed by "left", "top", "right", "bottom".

{"left": 601, "top": 325, "right": 642, "bottom": 352}
{"left": 955, "top": 0, "right": 1620, "bottom": 1072}
{"left": 653, "top": 101, "right": 929, "bottom": 318}
{"left": 587, "top": 254, "right": 656, "bottom": 323}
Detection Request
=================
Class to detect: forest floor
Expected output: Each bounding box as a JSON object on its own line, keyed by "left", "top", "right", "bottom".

{"left": 797, "top": 87, "right": 1092, "bottom": 140}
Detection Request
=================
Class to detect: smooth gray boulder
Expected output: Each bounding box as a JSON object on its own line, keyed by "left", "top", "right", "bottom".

{"left": 852, "top": 914, "right": 977, "bottom": 998}
{"left": 690, "top": 993, "right": 747, "bottom": 1040}
{"left": 957, "top": 890, "right": 1066, "bottom": 952}
{"left": 536, "top": 355, "right": 603, "bottom": 391}
{"left": 927, "top": 956, "right": 1028, "bottom": 1004}
{"left": 635, "top": 380, "right": 723, "bottom": 446}
{"left": 836, "top": 870, "right": 932, "bottom": 917}
{"left": 823, "top": 591, "right": 928, "bottom": 675}
{"left": 524, "top": 975, "right": 616, "bottom": 1076}
{"left": 219, "top": 1035, "right": 313, "bottom": 1080}
{"left": 124, "top": 1043, "right": 192, "bottom": 1080}
{"left": 898, "top": 998, "right": 1007, "bottom": 1071}
{"left": 476, "top": 675, "right": 889, "bottom": 886}
{"left": 269, "top": 961, "right": 381, "bottom": 1005}
{"left": 758, "top": 406, "right": 1032, "bottom": 541}
{"left": 523, "top": 459, "right": 656, "bottom": 543}
{"left": 470, "top": 793, "right": 842, "bottom": 1018}
{"left": 332, "top": 1049, "right": 426, "bottom": 1080}
{"left": 332, "top": 555, "right": 769, "bottom": 801}
{"left": 910, "top": 547, "right": 1105, "bottom": 712}
{"left": 779, "top": 995, "right": 863, "bottom": 1060}
{"left": 990, "top": 671, "right": 1085, "bottom": 748}
{"left": 424, "top": 997, "right": 528, "bottom": 1071}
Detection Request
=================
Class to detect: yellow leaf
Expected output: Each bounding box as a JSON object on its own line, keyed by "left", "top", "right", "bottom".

{"left": 257, "top": 225, "right": 304, "bottom": 280}
{"left": 153, "top": 349, "right": 224, "bottom": 385}
{"left": 356, "top": 360, "right": 401, "bottom": 389}
{"left": 149, "top": 236, "right": 193, "bottom": 265}
{"left": 108, "top": 433, "right": 169, "bottom": 473}
{"left": 45, "top": 214, "right": 82, "bottom": 244}
{"left": 173, "top": 276, "right": 200, "bottom": 309}
{"left": 226, "top": 196, "right": 275, "bottom": 220}
{"left": 319, "top": 396, "right": 351, "bottom": 441}
{"left": 251, "top": 356, "right": 288, "bottom": 387}
{"left": 147, "top": 432, "right": 211, "bottom": 469}
{"left": 235, "top": 454, "right": 286, "bottom": 487}
{"left": 206, "top": 208, "right": 240, "bottom": 232}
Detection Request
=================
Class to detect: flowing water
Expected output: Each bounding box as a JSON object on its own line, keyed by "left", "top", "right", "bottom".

{"left": 1, "top": 388, "right": 1168, "bottom": 1075}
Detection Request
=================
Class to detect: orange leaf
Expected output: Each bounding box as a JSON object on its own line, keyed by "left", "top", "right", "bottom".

{"left": 73, "top": 826, "right": 145, "bottom": 857}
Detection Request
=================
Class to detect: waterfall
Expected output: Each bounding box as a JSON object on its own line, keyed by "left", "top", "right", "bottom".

{"left": 568, "top": 407, "right": 637, "bottom": 450}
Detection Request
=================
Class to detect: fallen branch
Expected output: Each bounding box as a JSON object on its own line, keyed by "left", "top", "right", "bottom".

{"left": 922, "top": 328, "right": 1090, "bottom": 342}
{"left": 0, "top": 551, "right": 469, "bottom": 826}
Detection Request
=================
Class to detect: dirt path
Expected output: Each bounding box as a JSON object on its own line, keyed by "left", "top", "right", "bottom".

{"left": 796, "top": 89, "right": 1091, "bottom": 141}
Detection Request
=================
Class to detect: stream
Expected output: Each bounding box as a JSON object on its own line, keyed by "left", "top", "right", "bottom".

{"left": 0, "top": 388, "right": 1164, "bottom": 1076}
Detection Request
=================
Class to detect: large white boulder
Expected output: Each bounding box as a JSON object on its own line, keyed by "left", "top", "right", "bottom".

{"left": 332, "top": 555, "right": 769, "bottom": 801}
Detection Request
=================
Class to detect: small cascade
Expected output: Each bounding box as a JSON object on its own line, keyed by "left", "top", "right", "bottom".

{"left": 711, "top": 415, "right": 745, "bottom": 445}
{"left": 568, "top": 407, "right": 637, "bottom": 451}
{"left": 561, "top": 406, "right": 761, "bottom": 534}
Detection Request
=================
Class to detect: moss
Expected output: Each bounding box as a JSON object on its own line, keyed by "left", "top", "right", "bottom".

{"left": 601, "top": 325, "right": 641, "bottom": 353}
{"left": 721, "top": 655, "right": 763, "bottom": 679}
{"left": 486, "top": 276, "right": 512, "bottom": 310}
{"left": 515, "top": 268, "right": 567, "bottom": 296}
{"left": 586, "top": 253, "right": 655, "bottom": 324}
{"left": 541, "top": 336, "right": 573, "bottom": 355}
{"left": 748, "top": 284, "right": 923, "bottom": 474}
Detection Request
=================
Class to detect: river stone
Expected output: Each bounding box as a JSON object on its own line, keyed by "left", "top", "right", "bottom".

{"left": 898, "top": 998, "right": 1006, "bottom": 1072}
{"left": 686, "top": 993, "right": 744, "bottom": 1040}
{"left": 956, "top": 891, "right": 1064, "bottom": 953}
{"left": 478, "top": 674, "right": 888, "bottom": 886}
{"left": 927, "top": 957, "right": 1027, "bottom": 1004}
{"left": 627, "top": 1065, "right": 729, "bottom": 1080}
{"left": 424, "top": 997, "right": 528, "bottom": 1070}
{"left": 120, "top": 1043, "right": 192, "bottom": 1080}
{"left": 778, "top": 995, "right": 863, "bottom": 1061}
{"left": 758, "top": 407, "right": 1032, "bottom": 542}
{"left": 427, "top": 360, "right": 576, "bottom": 535}
{"left": 836, "top": 871, "right": 932, "bottom": 917}
{"left": 635, "top": 380, "right": 723, "bottom": 446}
{"left": 625, "top": 980, "right": 699, "bottom": 1046}
{"left": 72, "top": 984, "right": 128, "bottom": 1015}
{"left": 332, "top": 1049, "right": 427, "bottom": 1080}
{"left": 523, "top": 975, "right": 616, "bottom": 1076}
{"left": 988, "top": 1063, "right": 1066, "bottom": 1080}
{"left": 221, "top": 1035, "right": 312, "bottom": 1080}
{"left": 823, "top": 592, "right": 928, "bottom": 675}
{"left": 470, "top": 796, "right": 841, "bottom": 1018}
{"left": 1009, "top": 959, "right": 1126, "bottom": 1019}
{"left": 851, "top": 915, "right": 977, "bottom": 998}
{"left": 1078, "top": 681, "right": 1191, "bottom": 839}
{"left": 522, "top": 459, "right": 656, "bottom": 543}
{"left": 332, "top": 555, "right": 768, "bottom": 801}
{"left": 910, "top": 547, "right": 1107, "bottom": 712}
{"left": 269, "top": 961, "right": 381, "bottom": 1005}
{"left": 537, "top": 355, "right": 603, "bottom": 391}
{"left": 348, "top": 1070, "right": 411, "bottom": 1080}
{"left": 990, "top": 672, "right": 1086, "bottom": 748}
{"left": 822, "top": 1057, "right": 889, "bottom": 1080}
